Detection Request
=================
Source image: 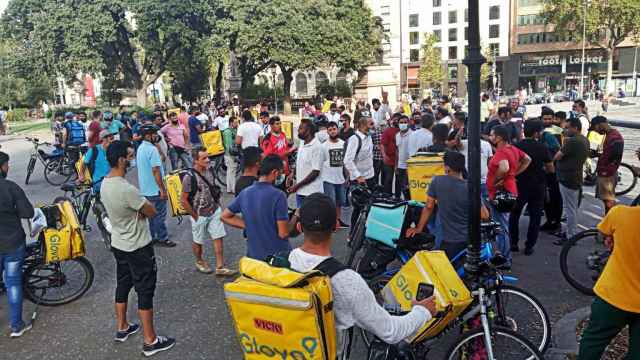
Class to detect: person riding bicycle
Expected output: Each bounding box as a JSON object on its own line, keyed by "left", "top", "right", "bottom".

{"left": 0, "top": 152, "right": 35, "bottom": 337}
{"left": 289, "top": 193, "right": 436, "bottom": 357}
{"left": 78, "top": 130, "right": 114, "bottom": 193}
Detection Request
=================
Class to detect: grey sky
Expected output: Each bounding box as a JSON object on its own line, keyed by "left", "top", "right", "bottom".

{"left": 0, "top": 0, "right": 7, "bottom": 16}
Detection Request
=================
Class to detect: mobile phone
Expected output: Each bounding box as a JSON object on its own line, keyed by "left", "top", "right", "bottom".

{"left": 416, "top": 283, "right": 434, "bottom": 301}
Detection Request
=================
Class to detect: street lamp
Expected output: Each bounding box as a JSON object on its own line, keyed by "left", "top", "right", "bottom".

{"left": 633, "top": 46, "right": 638, "bottom": 97}
{"left": 579, "top": 0, "right": 590, "bottom": 99}
{"left": 270, "top": 65, "right": 278, "bottom": 114}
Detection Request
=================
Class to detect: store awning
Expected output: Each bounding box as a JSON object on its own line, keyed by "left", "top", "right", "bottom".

{"left": 407, "top": 66, "right": 419, "bottom": 86}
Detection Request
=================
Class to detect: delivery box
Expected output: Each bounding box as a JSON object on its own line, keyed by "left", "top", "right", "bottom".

{"left": 41, "top": 200, "right": 85, "bottom": 263}
{"left": 200, "top": 130, "right": 225, "bottom": 156}
{"left": 406, "top": 153, "right": 445, "bottom": 202}
{"left": 75, "top": 155, "right": 92, "bottom": 185}
{"left": 165, "top": 170, "right": 190, "bottom": 217}
{"left": 381, "top": 251, "right": 472, "bottom": 343}
{"left": 282, "top": 121, "right": 293, "bottom": 141}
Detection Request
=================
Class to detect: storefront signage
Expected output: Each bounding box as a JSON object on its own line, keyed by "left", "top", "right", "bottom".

{"left": 567, "top": 54, "right": 605, "bottom": 65}
{"left": 520, "top": 55, "right": 562, "bottom": 75}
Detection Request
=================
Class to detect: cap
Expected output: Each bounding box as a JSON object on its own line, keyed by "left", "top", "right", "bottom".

{"left": 64, "top": 112, "right": 74, "bottom": 118}
{"left": 99, "top": 129, "right": 112, "bottom": 140}
{"left": 590, "top": 115, "right": 608, "bottom": 127}
{"left": 360, "top": 110, "right": 372, "bottom": 119}
{"left": 299, "top": 193, "right": 337, "bottom": 232}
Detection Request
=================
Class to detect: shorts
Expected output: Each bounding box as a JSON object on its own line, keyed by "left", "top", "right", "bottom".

{"left": 112, "top": 243, "right": 157, "bottom": 310}
{"left": 190, "top": 207, "right": 226, "bottom": 244}
{"left": 323, "top": 182, "right": 346, "bottom": 207}
{"left": 596, "top": 176, "right": 617, "bottom": 201}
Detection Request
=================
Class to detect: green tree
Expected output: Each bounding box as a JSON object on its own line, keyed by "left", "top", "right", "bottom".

{"left": 418, "top": 33, "right": 445, "bottom": 90}
{"left": 541, "top": 0, "right": 640, "bottom": 93}
{"left": 480, "top": 46, "right": 496, "bottom": 88}
{"left": 2, "top": 0, "right": 215, "bottom": 106}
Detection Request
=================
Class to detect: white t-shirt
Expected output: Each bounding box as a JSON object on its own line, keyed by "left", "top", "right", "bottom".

{"left": 213, "top": 116, "right": 229, "bottom": 131}
{"left": 321, "top": 139, "right": 346, "bottom": 184}
{"left": 296, "top": 137, "right": 324, "bottom": 196}
{"left": 438, "top": 115, "right": 452, "bottom": 126}
{"left": 396, "top": 130, "right": 413, "bottom": 169}
{"left": 459, "top": 139, "right": 493, "bottom": 184}
{"left": 344, "top": 131, "right": 374, "bottom": 180}
{"left": 325, "top": 112, "right": 341, "bottom": 124}
{"left": 196, "top": 113, "right": 209, "bottom": 127}
{"left": 408, "top": 128, "right": 433, "bottom": 157}
{"left": 236, "top": 121, "right": 262, "bottom": 149}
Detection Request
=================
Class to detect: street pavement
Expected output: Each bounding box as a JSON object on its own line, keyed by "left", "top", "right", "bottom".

{"left": 1, "top": 123, "right": 639, "bottom": 359}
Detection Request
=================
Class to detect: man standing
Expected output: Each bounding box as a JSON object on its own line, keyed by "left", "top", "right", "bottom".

{"left": 509, "top": 121, "right": 554, "bottom": 255}
{"left": 408, "top": 114, "right": 434, "bottom": 156}
{"left": 483, "top": 107, "right": 518, "bottom": 144}
{"left": 370, "top": 122, "right": 384, "bottom": 186}
{"left": 371, "top": 93, "right": 392, "bottom": 128}
{"left": 187, "top": 107, "right": 204, "bottom": 147}
{"left": 344, "top": 116, "right": 375, "bottom": 228}
{"left": 381, "top": 114, "right": 400, "bottom": 196}
{"left": 541, "top": 108, "right": 563, "bottom": 233}
{"left": 136, "top": 125, "right": 175, "bottom": 247}
{"left": 221, "top": 155, "right": 297, "bottom": 260}
{"left": 234, "top": 147, "right": 261, "bottom": 196}
{"left": 553, "top": 118, "right": 590, "bottom": 243}
{"left": 161, "top": 112, "right": 191, "bottom": 171}
{"left": 181, "top": 147, "right": 235, "bottom": 276}
{"left": 101, "top": 141, "right": 175, "bottom": 356}
{"left": 577, "top": 205, "right": 640, "bottom": 359}
{"left": 591, "top": 116, "right": 624, "bottom": 214}
{"left": 435, "top": 107, "right": 452, "bottom": 126}
{"left": 321, "top": 122, "right": 348, "bottom": 228}
{"left": 213, "top": 106, "right": 229, "bottom": 131}
{"left": 395, "top": 115, "right": 413, "bottom": 199}
{"left": 289, "top": 118, "right": 323, "bottom": 207}
{"left": 258, "top": 111, "right": 271, "bottom": 138}
{"left": 572, "top": 99, "right": 590, "bottom": 137}
{"left": 325, "top": 103, "right": 341, "bottom": 124}
{"left": 235, "top": 110, "right": 262, "bottom": 149}
{"left": 0, "top": 152, "right": 35, "bottom": 338}
{"left": 63, "top": 112, "right": 87, "bottom": 163}
{"left": 339, "top": 113, "right": 355, "bottom": 141}
{"left": 87, "top": 110, "right": 103, "bottom": 148}
{"left": 261, "top": 116, "right": 293, "bottom": 176}
{"left": 222, "top": 116, "right": 239, "bottom": 194}
{"left": 78, "top": 130, "right": 113, "bottom": 192}
{"left": 480, "top": 93, "right": 495, "bottom": 129}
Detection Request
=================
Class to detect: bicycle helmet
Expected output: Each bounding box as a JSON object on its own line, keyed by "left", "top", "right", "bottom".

{"left": 64, "top": 111, "right": 74, "bottom": 119}
{"left": 103, "top": 111, "right": 114, "bottom": 121}
{"left": 490, "top": 190, "right": 516, "bottom": 213}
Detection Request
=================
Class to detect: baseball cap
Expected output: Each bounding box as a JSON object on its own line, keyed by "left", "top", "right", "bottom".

{"left": 99, "top": 129, "right": 112, "bottom": 140}
{"left": 299, "top": 193, "right": 337, "bottom": 232}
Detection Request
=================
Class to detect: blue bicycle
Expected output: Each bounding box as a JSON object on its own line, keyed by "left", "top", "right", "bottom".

{"left": 346, "top": 186, "right": 551, "bottom": 354}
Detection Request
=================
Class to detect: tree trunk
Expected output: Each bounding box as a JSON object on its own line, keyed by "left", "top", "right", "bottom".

{"left": 136, "top": 87, "right": 148, "bottom": 107}
{"left": 281, "top": 68, "right": 294, "bottom": 115}
{"left": 606, "top": 49, "right": 614, "bottom": 94}
{"left": 215, "top": 61, "right": 224, "bottom": 103}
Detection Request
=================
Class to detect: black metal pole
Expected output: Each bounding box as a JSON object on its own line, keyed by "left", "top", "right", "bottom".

{"left": 463, "top": 0, "right": 485, "bottom": 279}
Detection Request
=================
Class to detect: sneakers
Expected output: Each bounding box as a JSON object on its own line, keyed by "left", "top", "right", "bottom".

{"left": 215, "top": 267, "right": 238, "bottom": 276}
{"left": 540, "top": 222, "right": 560, "bottom": 232}
{"left": 195, "top": 262, "right": 213, "bottom": 274}
{"left": 153, "top": 239, "right": 177, "bottom": 248}
{"left": 337, "top": 220, "right": 349, "bottom": 229}
{"left": 115, "top": 323, "right": 140, "bottom": 342}
{"left": 10, "top": 323, "right": 32, "bottom": 338}
{"left": 524, "top": 247, "right": 535, "bottom": 256}
{"left": 510, "top": 245, "right": 520, "bottom": 253}
{"left": 143, "top": 335, "right": 176, "bottom": 357}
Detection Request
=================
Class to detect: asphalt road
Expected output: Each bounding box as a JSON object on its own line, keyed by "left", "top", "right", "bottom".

{"left": 1, "top": 127, "right": 639, "bottom": 359}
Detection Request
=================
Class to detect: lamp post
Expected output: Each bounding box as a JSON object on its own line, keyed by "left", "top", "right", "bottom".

{"left": 270, "top": 65, "right": 278, "bottom": 114}
{"left": 633, "top": 46, "right": 638, "bottom": 97}
{"left": 579, "top": 0, "right": 589, "bottom": 99}
{"left": 463, "top": 0, "right": 485, "bottom": 278}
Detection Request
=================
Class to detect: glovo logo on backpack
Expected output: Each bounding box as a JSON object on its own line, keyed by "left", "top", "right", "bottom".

{"left": 224, "top": 257, "right": 339, "bottom": 360}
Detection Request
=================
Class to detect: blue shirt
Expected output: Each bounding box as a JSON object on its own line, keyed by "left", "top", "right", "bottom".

{"left": 188, "top": 116, "right": 201, "bottom": 144}
{"left": 83, "top": 145, "right": 110, "bottom": 192}
{"left": 227, "top": 181, "right": 290, "bottom": 260}
{"left": 136, "top": 141, "right": 164, "bottom": 197}
{"left": 102, "top": 120, "right": 126, "bottom": 135}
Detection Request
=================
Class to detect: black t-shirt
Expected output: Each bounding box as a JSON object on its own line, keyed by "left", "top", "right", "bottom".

{"left": 515, "top": 138, "right": 551, "bottom": 190}
{"left": 339, "top": 128, "right": 355, "bottom": 142}
{"left": 235, "top": 176, "right": 258, "bottom": 196}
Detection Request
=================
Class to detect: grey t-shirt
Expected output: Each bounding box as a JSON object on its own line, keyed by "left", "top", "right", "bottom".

{"left": 100, "top": 176, "right": 152, "bottom": 252}
{"left": 427, "top": 175, "right": 468, "bottom": 244}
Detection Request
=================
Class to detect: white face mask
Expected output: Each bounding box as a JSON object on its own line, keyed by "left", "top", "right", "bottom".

{"left": 399, "top": 123, "right": 408, "bottom": 131}
{"left": 317, "top": 130, "right": 329, "bottom": 143}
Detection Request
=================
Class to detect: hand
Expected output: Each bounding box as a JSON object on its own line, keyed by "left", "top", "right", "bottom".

{"left": 406, "top": 227, "right": 419, "bottom": 238}
{"left": 356, "top": 176, "right": 366, "bottom": 184}
{"left": 412, "top": 296, "right": 437, "bottom": 316}
{"left": 159, "top": 189, "right": 168, "bottom": 201}
{"left": 287, "top": 185, "right": 297, "bottom": 194}
{"left": 604, "top": 235, "right": 614, "bottom": 250}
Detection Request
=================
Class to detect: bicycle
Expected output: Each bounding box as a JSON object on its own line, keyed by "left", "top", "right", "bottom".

{"left": 559, "top": 229, "right": 609, "bottom": 296}
{"left": 54, "top": 182, "right": 112, "bottom": 250}
{"left": 583, "top": 157, "right": 636, "bottom": 196}
{"left": 210, "top": 153, "right": 241, "bottom": 189}
{"left": 24, "top": 137, "right": 71, "bottom": 186}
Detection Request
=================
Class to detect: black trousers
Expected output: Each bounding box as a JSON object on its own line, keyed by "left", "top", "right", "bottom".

{"left": 349, "top": 178, "right": 378, "bottom": 232}
{"left": 382, "top": 164, "right": 400, "bottom": 197}
{"left": 543, "top": 173, "right": 563, "bottom": 225}
{"left": 373, "top": 160, "right": 383, "bottom": 187}
{"left": 396, "top": 168, "right": 410, "bottom": 200}
{"left": 509, "top": 185, "right": 545, "bottom": 249}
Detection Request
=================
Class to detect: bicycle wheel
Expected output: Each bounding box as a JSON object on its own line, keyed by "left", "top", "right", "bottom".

{"left": 360, "top": 273, "right": 394, "bottom": 348}
{"left": 346, "top": 213, "right": 367, "bottom": 267}
{"left": 213, "top": 156, "right": 227, "bottom": 188}
{"left": 93, "top": 201, "right": 112, "bottom": 250}
{"left": 25, "top": 156, "right": 36, "bottom": 185}
{"left": 631, "top": 194, "right": 640, "bottom": 206}
{"left": 44, "top": 158, "right": 73, "bottom": 186}
{"left": 23, "top": 256, "right": 94, "bottom": 306}
{"left": 614, "top": 162, "right": 637, "bottom": 196}
{"left": 445, "top": 326, "right": 544, "bottom": 360}
{"left": 559, "top": 229, "right": 607, "bottom": 296}
{"left": 491, "top": 285, "right": 551, "bottom": 353}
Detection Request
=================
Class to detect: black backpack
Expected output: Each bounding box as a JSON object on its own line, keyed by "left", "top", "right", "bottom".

{"left": 186, "top": 168, "right": 222, "bottom": 207}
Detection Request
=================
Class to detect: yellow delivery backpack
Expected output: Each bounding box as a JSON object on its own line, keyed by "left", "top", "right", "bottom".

{"left": 381, "top": 251, "right": 472, "bottom": 343}
{"left": 406, "top": 152, "right": 445, "bottom": 202}
{"left": 164, "top": 169, "right": 190, "bottom": 217}
{"left": 224, "top": 256, "right": 347, "bottom": 360}
{"left": 75, "top": 155, "right": 92, "bottom": 185}
{"left": 282, "top": 121, "right": 293, "bottom": 141}
{"left": 41, "top": 200, "right": 85, "bottom": 263}
{"left": 200, "top": 130, "right": 225, "bottom": 156}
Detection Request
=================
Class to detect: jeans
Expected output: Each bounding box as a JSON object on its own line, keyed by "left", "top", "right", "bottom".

{"left": 489, "top": 202, "right": 511, "bottom": 262}
{"left": 323, "top": 182, "right": 346, "bottom": 207}
{"left": 224, "top": 154, "right": 238, "bottom": 193}
{"left": 396, "top": 168, "right": 409, "bottom": 200}
{"left": 382, "top": 164, "right": 399, "bottom": 197}
{"left": 578, "top": 296, "right": 640, "bottom": 360}
{"left": 373, "top": 160, "right": 383, "bottom": 187}
{"left": 168, "top": 147, "right": 192, "bottom": 171}
{"left": 146, "top": 195, "right": 168, "bottom": 241}
{"left": 509, "top": 185, "right": 544, "bottom": 249}
{"left": 559, "top": 184, "right": 580, "bottom": 238}
{"left": 544, "top": 173, "right": 563, "bottom": 225}
{"left": 1, "top": 245, "right": 26, "bottom": 330}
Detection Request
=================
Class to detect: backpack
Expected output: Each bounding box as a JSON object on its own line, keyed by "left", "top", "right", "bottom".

{"left": 224, "top": 256, "right": 347, "bottom": 360}
{"left": 164, "top": 167, "right": 221, "bottom": 217}
{"left": 344, "top": 133, "right": 363, "bottom": 161}
{"left": 65, "top": 120, "right": 86, "bottom": 145}
{"left": 86, "top": 145, "right": 100, "bottom": 176}
{"left": 187, "top": 168, "right": 222, "bottom": 206}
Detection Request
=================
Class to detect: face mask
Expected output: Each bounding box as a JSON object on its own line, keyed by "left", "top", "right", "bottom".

{"left": 275, "top": 173, "right": 285, "bottom": 186}
{"left": 399, "top": 123, "right": 408, "bottom": 131}
{"left": 317, "top": 130, "right": 329, "bottom": 143}
{"left": 338, "top": 121, "right": 345, "bottom": 129}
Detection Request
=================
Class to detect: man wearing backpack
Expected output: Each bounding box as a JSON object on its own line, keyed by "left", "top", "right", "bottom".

{"left": 344, "top": 115, "right": 375, "bottom": 228}
{"left": 63, "top": 111, "right": 86, "bottom": 163}
{"left": 78, "top": 130, "right": 113, "bottom": 192}
{"left": 289, "top": 193, "right": 436, "bottom": 356}
{"left": 181, "top": 147, "right": 236, "bottom": 276}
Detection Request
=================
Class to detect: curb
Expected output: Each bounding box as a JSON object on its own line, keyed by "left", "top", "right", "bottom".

{"left": 547, "top": 306, "right": 591, "bottom": 359}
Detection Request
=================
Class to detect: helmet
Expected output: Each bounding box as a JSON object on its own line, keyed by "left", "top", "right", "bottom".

{"left": 64, "top": 111, "right": 74, "bottom": 119}
{"left": 103, "top": 111, "right": 114, "bottom": 120}
{"left": 138, "top": 124, "right": 159, "bottom": 136}
{"left": 348, "top": 185, "right": 371, "bottom": 208}
{"left": 490, "top": 190, "right": 517, "bottom": 213}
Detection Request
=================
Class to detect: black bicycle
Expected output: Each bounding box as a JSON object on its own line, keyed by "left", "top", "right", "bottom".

{"left": 583, "top": 158, "right": 637, "bottom": 196}
{"left": 55, "top": 182, "right": 112, "bottom": 250}
{"left": 24, "top": 137, "right": 76, "bottom": 186}
{"left": 559, "top": 229, "right": 609, "bottom": 296}
{"left": 211, "top": 154, "right": 241, "bottom": 189}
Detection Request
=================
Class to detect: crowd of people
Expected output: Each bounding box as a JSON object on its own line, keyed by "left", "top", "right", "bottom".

{"left": 0, "top": 91, "right": 637, "bottom": 358}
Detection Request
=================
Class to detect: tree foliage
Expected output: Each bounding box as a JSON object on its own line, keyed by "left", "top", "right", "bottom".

{"left": 418, "top": 33, "right": 445, "bottom": 90}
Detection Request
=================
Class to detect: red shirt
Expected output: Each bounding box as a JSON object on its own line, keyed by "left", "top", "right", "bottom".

{"left": 88, "top": 120, "right": 102, "bottom": 147}
{"left": 487, "top": 144, "right": 526, "bottom": 199}
{"left": 596, "top": 129, "right": 624, "bottom": 177}
{"left": 261, "top": 132, "right": 290, "bottom": 174}
{"left": 381, "top": 127, "right": 400, "bottom": 166}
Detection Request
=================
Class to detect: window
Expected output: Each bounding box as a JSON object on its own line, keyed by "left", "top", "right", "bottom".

{"left": 489, "top": 25, "right": 500, "bottom": 39}
{"left": 464, "top": 27, "right": 468, "bottom": 40}
{"left": 433, "top": 0, "right": 441, "bottom": 6}
{"left": 448, "top": 28, "right": 457, "bottom": 41}
{"left": 410, "top": 49, "right": 420, "bottom": 62}
{"left": 448, "top": 64, "right": 458, "bottom": 79}
{"left": 517, "top": 14, "right": 544, "bottom": 26}
{"left": 433, "top": 11, "right": 441, "bottom": 25}
{"left": 489, "top": 43, "right": 500, "bottom": 57}
{"left": 383, "top": 23, "right": 391, "bottom": 33}
{"left": 464, "top": 46, "right": 469, "bottom": 58}
{"left": 433, "top": 30, "right": 442, "bottom": 42}
{"left": 449, "top": 10, "right": 457, "bottom": 24}
{"left": 380, "top": 5, "right": 390, "bottom": 16}
{"left": 517, "top": 32, "right": 571, "bottom": 44}
{"left": 518, "top": 0, "right": 541, "bottom": 6}
{"left": 409, "top": 14, "right": 419, "bottom": 27}
{"left": 448, "top": 46, "right": 457, "bottom": 60}
{"left": 489, "top": 6, "right": 500, "bottom": 20}
{"left": 409, "top": 32, "right": 420, "bottom": 45}
{"left": 464, "top": 8, "right": 469, "bottom": 22}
